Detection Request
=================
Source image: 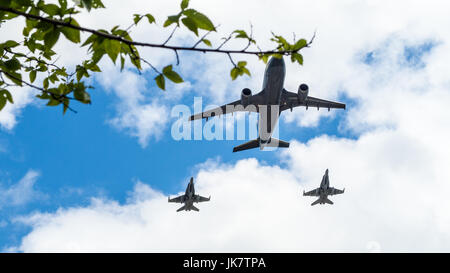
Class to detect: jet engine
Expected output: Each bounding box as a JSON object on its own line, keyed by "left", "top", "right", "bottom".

{"left": 298, "top": 84, "right": 309, "bottom": 102}
{"left": 241, "top": 88, "right": 252, "bottom": 106}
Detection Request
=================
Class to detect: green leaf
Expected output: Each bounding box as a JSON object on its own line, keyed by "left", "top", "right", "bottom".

{"left": 74, "top": 85, "right": 91, "bottom": 104}
{"left": 120, "top": 55, "right": 125, "bottom": 71}
{"left": 230, "top": 67, "right": 239, "bottom": 80}
{"left": 133, "top": 14, "right": 142, "bottom": 25}
{"left": 89, "top": 63, "right": 101, "bottom": 72}
{"left": 291, "top": 52, "right": 303, "bottom": 65}
{"left": 145, "top": 14, "right": 155, "bottom": 24}
{"left": 91, "top": 0, "right": 105, "bottom": 9}
{"left": 59, "top": 0, "right": 68, "bottom": 11}
{"left": 233, "top": 30, "right": 248, "bottom": 39}
{"left": 43, "top": 77, "right": 49, "bottom": 89}
{"left": 41, "top": 4, "right": 60, "bottom": 16}
{"left": 164, "top": 14, "right": 181, "bottom": 27}
{"left": 154, "top": 74, "right": 165, "bottom": 90}
{"left": 63, "top": 98, "right": 69, "bottom": 114}
{"left": 104, "top": 39, "right": 121, "bottom": 63}
{"left": 4, "top": 71, "right": 22, "bottom": 86}
{"left": 202, "top": 39, "right": 212, "bottom": 47}
{"left": 81, "top": 34, "right": 97, "bottom": 47}
{"left": 181, "top": 17, "right": 198, "bottom": 36}
{"left": 0, "top": 89, "right": 13, "bottom": 111}
{"left": 36, "top": 92, "right": 51, "bottom": 100}
{"left": 4, "top": 58, "right": 21, "bottom": 71}
{"left": 48, "top": 87, "right": 63, "bottom": 96}
{"left": 91, "top": 48, "right": 106, "bottom": 64}
{"left": 46, "top": 98, "right": 61, "bottom": 106}
{"left": 162, "top": 65, "right": 173, "bottom": 74}
{"left": 2, "top": 40, "right": 20, "bottom": 48}
{"left": 183, "top": 9, "right": 215, "bottom": 31}
{"left": 29, "top": 70, "right": 37, "bottom": 83}
{"left": 162, "top": 65, "right": 183, "bottom": 83}
{"left": 242, "top": 67, "right": 251, "bottom": 76}
{"left": 61, "top": 19, "right": 81, "bottom": 43}
{"left": 164, "top": 70, "right": 183, "bottom": 83}
{"left": 237, "top": 61, "right": 247, "bottom": 68}
{"left": 181, "top": 0, "right": 189, "bottom": 10}
{"left": 293, "top": 39, "right": 307, "bottom": 50}
{"left": 81, "top": 0, "right": 92, "bottom": 11}
{"left": 44, "top": 28, "right": 60, "bottom": 49}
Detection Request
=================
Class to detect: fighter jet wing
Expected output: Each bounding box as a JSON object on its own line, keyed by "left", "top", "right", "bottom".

{"left": 303, "top": 188, "right": 319, "bottom": 196}
{"left": 328, "top": 187, "right": 345, "bottom": 195}
{"left": 168, "top": 195, "right": 185, "bottom": 203}
{"left": 195, "top": 195, "right": 211, "bottom": 202}
{"left": 189, "top": 93, "right": 264, "bottom": 121}
{"left": 280, "top": 89, "right": 346, "bottom": 112}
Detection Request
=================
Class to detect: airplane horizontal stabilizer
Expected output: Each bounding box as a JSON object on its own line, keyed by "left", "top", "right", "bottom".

{"left": 311, "top": 198, "right": 321, "bottom": 206}
{"left": 233, "top": 139, "right": 260, "bottom": 152}
{"left": 324, "top": 197, "right": 334, "bottom": 205}
{"left": 176, "top": 205, "right": 186, "bottom": 212}
{"left": 265, "top": 138, "right": 290, "bottom": 148}
{"left": 191, "top": 205, "right": 200, "bottom": 212}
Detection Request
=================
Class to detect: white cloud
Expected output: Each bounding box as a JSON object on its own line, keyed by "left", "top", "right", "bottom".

{"left": 96, "top": 68, "right": 170, "bottom": 147}
{"left": 13, "top": 134, "right": 450, "bottom": 252}
{"left": 0, "top": 170, "right": 47, "bottom": 208}
{"left": 0, "top": 86, "right": 35, "bottom": 131}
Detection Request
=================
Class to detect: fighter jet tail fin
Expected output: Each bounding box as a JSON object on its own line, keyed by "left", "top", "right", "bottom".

{"left": 176, "top": 205, "right": 186, "bottom": 212}
{"left": 233, "top": 139, "right": 260, "bottom": 152}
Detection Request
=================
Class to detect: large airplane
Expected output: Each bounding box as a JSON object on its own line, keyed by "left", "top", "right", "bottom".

{"left": 168, "top": 177, "right": 210, "bottom": 212}
{"left": 303, "top": 169, "right": 345, "bottom": 206}
{"left": 189, "top": 57, "right": 346, "bottom": 152}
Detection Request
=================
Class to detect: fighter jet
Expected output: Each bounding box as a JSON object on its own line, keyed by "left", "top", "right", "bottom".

{"left": 303, "top": 169, "right": 344, "bottom": 206}
{"left": 168, "top": 177, "right": 210, "bottom": 212}
{"left": 189, "top": 57, "right": 346, "bottom": 152}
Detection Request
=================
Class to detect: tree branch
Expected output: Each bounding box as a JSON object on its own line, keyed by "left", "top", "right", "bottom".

{"left": 227, "top": 53, "right": 236, "bottom": 67}
{"left": 191, "top": 24, "right": 219, "bottom": 49}
{"left": 0, "top": 69, "right": 77, "bottom": 113}
{"left": 307, "top": 29, "right": 317, "bottom": 47}
{"left": 0, "top": 7, "right": 306, "bottom": 57}
{"left": 162, "top": 25, "right": 178, "bottom": 46}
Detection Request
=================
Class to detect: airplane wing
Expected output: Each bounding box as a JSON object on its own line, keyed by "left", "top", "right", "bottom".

{"left": 189, "top": 92, "right": 264, "bottom": 121}
{"left": 195, "top": 195, "right": 211, "bottom": 202}
{"left": 168, "top": 195, "right": 185, "bottom": 203}
{"left": 280, "top": 89, "right": 346, "bottom": 112}
{"left": 328, "top": 187, "right": 345, "bottom": 195}
{"left": 303, "top": 188, "right": 319, "bottom": 196}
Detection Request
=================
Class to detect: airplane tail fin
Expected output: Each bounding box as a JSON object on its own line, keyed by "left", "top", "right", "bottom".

{"left": 176, "top": 205, "right": 186, "bottom": 212}
{"left": 233, "top": 139, "right": 260, "bottom": 152}
{"left": 311, "top": 198, "right": 321, "bottom": 206}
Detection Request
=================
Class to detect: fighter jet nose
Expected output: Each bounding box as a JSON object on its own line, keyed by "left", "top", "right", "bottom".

{"left": 268, "top": 56, "right": 285, "bottom": 68}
